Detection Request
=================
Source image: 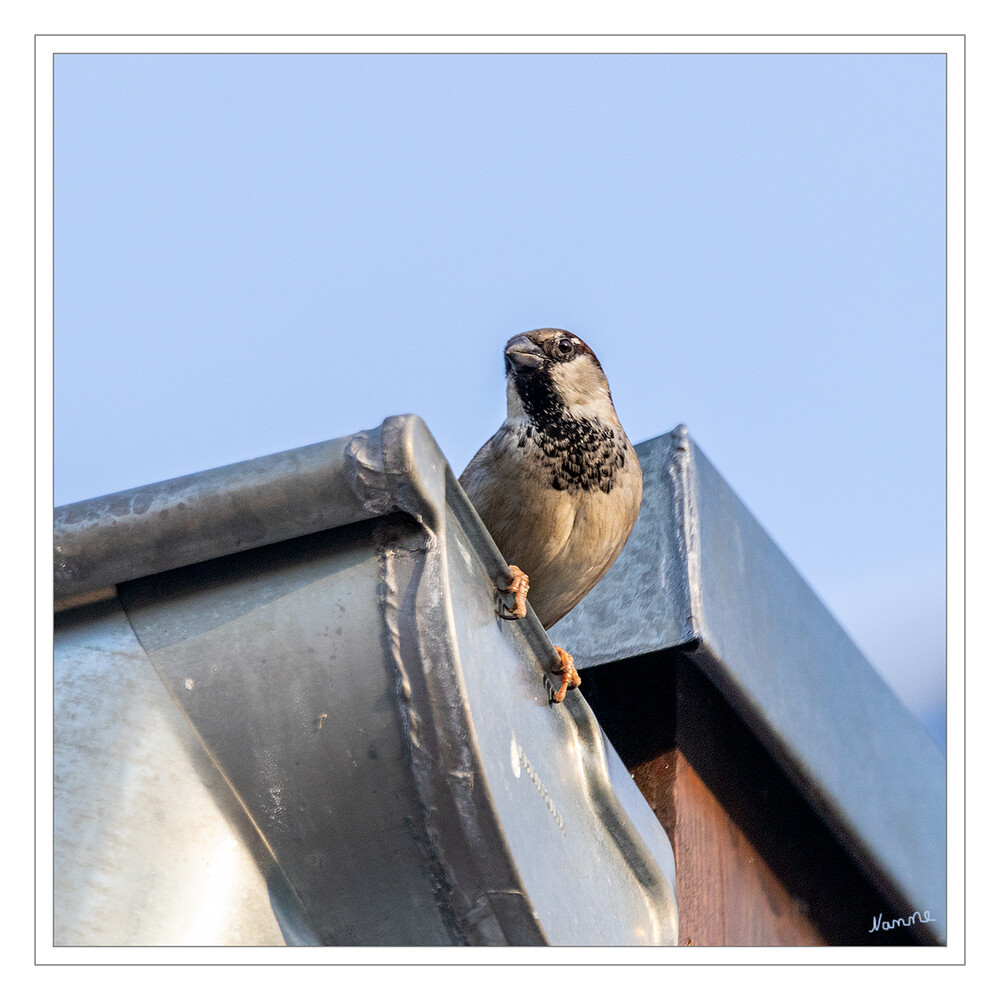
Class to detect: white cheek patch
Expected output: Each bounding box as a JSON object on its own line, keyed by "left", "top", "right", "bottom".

{"left": 551, "top": 356, "right": 616, "bottom": 422}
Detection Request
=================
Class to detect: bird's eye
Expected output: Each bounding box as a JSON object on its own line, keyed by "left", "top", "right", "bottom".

{"left": 556, "top": 337, "right": 575, "bottom": 358}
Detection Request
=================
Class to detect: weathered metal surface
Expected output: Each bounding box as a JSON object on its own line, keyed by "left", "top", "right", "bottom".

{"left": 54, "top": 595, "right": 293, "bottom": 946}
{"left": 54, "top": 436, "right": 362, "bottom": 601}
{"left": 551, "top": 425, "right": 946, "bottom": 943}
{"left": 54, "top": 415, "right": 679, "bottom": 946}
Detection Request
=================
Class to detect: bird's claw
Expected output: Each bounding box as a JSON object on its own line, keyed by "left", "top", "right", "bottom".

{"left": 550, "top": 646, "right": 581, "bottom": 704}
{"left": 494, "top": 569, "right": 577, "bottom": 704}
{"left": 498, "top": 564, "right": 530, "bottom": 620}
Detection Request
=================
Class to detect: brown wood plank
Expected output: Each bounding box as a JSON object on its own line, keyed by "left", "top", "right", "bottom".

{"left": 632, "top": 748, "right": 825, "bottom": 946}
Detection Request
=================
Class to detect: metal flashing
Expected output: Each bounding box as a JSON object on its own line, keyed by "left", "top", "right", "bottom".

{"left": 551, "top": 425, "right": 947, "bottom": 943}
{"left": 54, "top": 415, "right": 679, "bottom": 946}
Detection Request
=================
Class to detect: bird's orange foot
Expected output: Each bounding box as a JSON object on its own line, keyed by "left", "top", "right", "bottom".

{"left": 550, "top": 646, "right": 581, "bottom": 704}
{"left": 498, "top": 564, "right": 530, "bottom": 620}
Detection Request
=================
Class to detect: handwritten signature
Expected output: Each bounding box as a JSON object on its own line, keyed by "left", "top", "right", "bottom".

{"left": 869, "top": 911, "right": 936, "bottom": 933}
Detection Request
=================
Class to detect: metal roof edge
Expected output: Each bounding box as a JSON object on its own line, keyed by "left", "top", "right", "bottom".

{"left": 685, "top": 435, "right": 945, "bottom": 940}
{"left": 53, "top": 416, "right": 943, "bottom": 941}
{"left": 553, "top": 425, "right": 946, "bottom": 942}
{"left": 54, "top": 432, "right": 364, "bottom": 600}
{"left": 65, "top": 413, "right": 679, "bottom": 944}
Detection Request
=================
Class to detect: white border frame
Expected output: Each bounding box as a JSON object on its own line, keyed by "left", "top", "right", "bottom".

{"left": 35, "top": 33, "right": 965, "bottom": 968}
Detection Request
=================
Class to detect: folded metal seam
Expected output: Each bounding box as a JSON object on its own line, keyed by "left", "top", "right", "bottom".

{"left": 349, "top": 415, "right": 545, "bottom": 943}
{"left": 665, "top": 424, "right": 704, "bottom": 645}
{"left": 54, "top": 434, "right": 363, "bottom": 600}
{"left": 366, "top": 415, "right": 678, "bottom": 944}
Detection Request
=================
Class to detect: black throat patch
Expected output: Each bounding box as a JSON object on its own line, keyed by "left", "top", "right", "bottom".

{"left": 512, "top": 368, "right": 627, "bottom": 494}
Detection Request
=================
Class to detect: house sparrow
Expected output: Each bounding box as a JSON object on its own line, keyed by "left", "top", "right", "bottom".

{"left": 460, "top": 329, "right": 643, "bottom": 702}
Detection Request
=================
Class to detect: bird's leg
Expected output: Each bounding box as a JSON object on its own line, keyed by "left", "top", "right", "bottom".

{"left": 498, "top": 564, "right": 530, "bottom": 620}
{"left": 550, "top": 646, "right": 581, "bottom": 704}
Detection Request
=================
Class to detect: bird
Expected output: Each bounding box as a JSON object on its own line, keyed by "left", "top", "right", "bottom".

{"left": 460, "top": 328, "right": 643, "bottom": 703}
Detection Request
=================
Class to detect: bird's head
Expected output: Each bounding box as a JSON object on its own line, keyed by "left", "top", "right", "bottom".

{"left": 504, "top": 328, "right": 616, "bottom": 426}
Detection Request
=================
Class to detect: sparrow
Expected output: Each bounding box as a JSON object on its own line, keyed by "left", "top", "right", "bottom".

{"left": 460, "top": 328, "right": 643, "bottom": 703}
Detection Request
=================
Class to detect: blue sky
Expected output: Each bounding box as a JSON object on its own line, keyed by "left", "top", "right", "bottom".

{"left": 53, "top": 52, "right": 946, "bottom": 747}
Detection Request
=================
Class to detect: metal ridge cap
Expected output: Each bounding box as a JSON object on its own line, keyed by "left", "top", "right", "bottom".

{"left": 552, "top": 422, "right": 945, "bottom": 939}
{"left": 339, "top": 414, "right": 674, "bottom": 939}
{"left": 684, "top": 435, "right": 946, "bottom": 940}
{"left": 372, "top": 416, "right": 676, "bottom": 933}
{"left": 54, "top": 426, "right": 376, "bottom": 600}
{"left": 378, "top": 413, "right": 564, "bottom": 676}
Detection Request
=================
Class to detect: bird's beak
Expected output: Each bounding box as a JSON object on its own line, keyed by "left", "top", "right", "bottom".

{"left": 505, "top": 334, "right": 545, "bottom": 371}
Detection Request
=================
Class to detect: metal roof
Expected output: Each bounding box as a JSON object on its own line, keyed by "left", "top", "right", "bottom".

{"left": 54, "top": 415, "right": 679, "bottom": 946}
{"left": 53, "top": 415, "right": 945, "bottom": 945}
{"left": 550, "top": 425, "right": 947, "bottom": 942}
